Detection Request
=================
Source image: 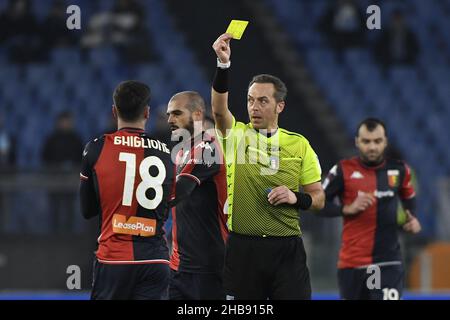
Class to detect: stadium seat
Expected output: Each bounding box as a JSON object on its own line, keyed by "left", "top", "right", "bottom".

{"left": 50, "top": 48, "right": 81, "bottom": 67}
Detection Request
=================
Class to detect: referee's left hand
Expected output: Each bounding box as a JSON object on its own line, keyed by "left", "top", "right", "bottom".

{"left": 268, "top": 186, "right": 297, "bottom": 206}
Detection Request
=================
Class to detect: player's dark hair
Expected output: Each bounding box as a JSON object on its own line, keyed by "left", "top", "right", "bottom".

{"left": 356, "top": 118, "right": 387, "bottom": 137}
{"left": 248, "top": 74, "right": 287, "bottom": 103}
{"left": 113, "top": 80, "right": 151, "bottom": 122}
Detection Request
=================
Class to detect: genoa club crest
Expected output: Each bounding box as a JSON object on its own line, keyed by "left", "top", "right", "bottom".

{"left": 387, "top": 170, "right": 400, "bottom": 188}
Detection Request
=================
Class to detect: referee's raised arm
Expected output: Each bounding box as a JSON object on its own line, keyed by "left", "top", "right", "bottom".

{"left": 211, "top": 33, "right": 234, "bottom": 137}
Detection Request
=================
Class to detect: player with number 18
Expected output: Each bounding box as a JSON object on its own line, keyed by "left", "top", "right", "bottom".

{"left": 79, "top": 81, "right": 175, "bottom": 300}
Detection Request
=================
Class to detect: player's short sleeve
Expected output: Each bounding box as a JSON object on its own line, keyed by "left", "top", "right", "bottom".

{"left": 177, "top": 141, "right": 221, "bottom": 185}
{"left": 299, "top": 141, "right": 322, "bottom": 186}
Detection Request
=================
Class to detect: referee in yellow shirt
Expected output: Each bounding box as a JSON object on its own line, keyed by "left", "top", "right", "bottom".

{"left": 211, "top": 33, "right": 325, "bottom": 300}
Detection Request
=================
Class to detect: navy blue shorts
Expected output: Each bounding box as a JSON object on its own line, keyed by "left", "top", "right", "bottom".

{"left": 169, "top": 269, "right": 225, "bottom": 300}
{"left": 338, "top": 264, "right": 404, "bottom": 300}
{"left": 91, "top": 260, "right": 170, "bottom": 300}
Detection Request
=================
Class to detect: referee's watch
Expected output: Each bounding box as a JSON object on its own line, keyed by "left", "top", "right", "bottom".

{"left": 217, "top": 58, "right": 231, "bottom": 69}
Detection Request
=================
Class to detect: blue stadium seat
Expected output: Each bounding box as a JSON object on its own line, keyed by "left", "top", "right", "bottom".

{"left": 31, "top": 0, "right": 53, "bottom": 22}
{"left": 50, "top": 48, "right": 81, "bottom": 67}
{"left": 25, "top": 65, "right": 57, "bottom": 87}
{"left": 62, "top": 65, "right": 95, "bottom": 86}
{"left": 88, "top": 48, "right": 119, "bottom": 68}
{"left": 1, "top": 81, "right": 22, "bottom": 102}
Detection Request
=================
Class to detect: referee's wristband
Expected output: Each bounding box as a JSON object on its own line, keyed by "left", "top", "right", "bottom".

{"left": 212, "top": 63, "right": 229, "bottom": 93}
{"left": 293, "top": 192, "right": 313, "bottom": 210}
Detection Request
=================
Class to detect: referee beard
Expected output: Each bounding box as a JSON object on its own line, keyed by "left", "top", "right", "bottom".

{"left": 211, "top": 33, "right": 325, "bottom": 300}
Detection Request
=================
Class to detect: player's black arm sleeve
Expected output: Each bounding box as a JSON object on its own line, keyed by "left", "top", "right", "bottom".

{"left": 319, "top": 199, "right": 344, "bottom": 217}
{"left": 168, "top": 176, "right": 198, "bottom": 208}
{"left": 80, "top": 179, "right": 100, "bottom": 219}
{"left": 401, "top": 197, "right": 417, "bottom": 216}
{"left": 316, "top": 163, "right": 345, "bottom": 217}
{"left": 79, "top": 140, "right": 102, "bottom": 219}
{"left": 169, "top": 141, "right": 221, "bottom": 208}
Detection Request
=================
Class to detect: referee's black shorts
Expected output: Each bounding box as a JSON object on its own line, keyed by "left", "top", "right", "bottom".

{"left": 223, "top": 232, "right": 311, "bottom": 300}
{"left": 91, "top": 260, "right": 169, "bottom": 300}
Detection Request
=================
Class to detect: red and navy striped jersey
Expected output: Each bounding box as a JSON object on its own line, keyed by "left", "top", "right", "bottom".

{"left": 170, "top": 133, "right": 228, "bottom": 273}
{"left": 323, "top": 157, "right": 416, "bottom": 269}
{"left": 79, "top": 128, "right": 175, "bottom": 264}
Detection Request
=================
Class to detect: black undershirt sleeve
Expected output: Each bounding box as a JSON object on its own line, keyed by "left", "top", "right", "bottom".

{"left": 317, "top": 163, "right": 345, "bottom": 217}
{"left": 79, "top": 139, "right": 103, "bottom": 219}
{"left": 168, "top": 176, "right": 198, "bottom": 208}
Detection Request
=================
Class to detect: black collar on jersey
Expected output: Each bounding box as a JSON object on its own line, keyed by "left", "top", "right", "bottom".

{"left": 255, "top": 128, "right": 279, "bottom": 138}
{"left": 261, "top": 129, "right": 278, "bottom": 138}
{"left": 358, "top": 157, "right": 386, "bottom": 170}
{"left": 118, "top": 127, "right": 146, "bottom": 133}
{"left": 248, "top": 122, "right": 279, "bottom": 138}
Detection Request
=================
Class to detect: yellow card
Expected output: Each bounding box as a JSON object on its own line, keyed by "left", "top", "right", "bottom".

{"left": 226, "top": 20, "right": 249, "bottom": 40}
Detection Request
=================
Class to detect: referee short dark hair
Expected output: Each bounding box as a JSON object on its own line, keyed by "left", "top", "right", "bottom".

{"left": 357, "top": 117, "right": 387, "bottom": 137}
{"left": 113, "top": 80, "right": 151, "bottom": 122}
{"left": 249, "top": 74, "right": 287, "bottom": 103}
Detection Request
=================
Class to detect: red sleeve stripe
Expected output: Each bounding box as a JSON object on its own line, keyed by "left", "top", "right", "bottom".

{"left": 170, "top": 165, "right": 177, "bottom": 200}
{"left": 97, "top": 258, "right": 170, "bottom": 265}
{"left": 402, "top": 191, "right": 416, "bottom": 200}
{"left": 177, "top": 173, "right": 201, "bottom": 185}
{"left": 80, "top": 173, "right": 89, "bottom": 181}
{"left": 400, "top": 163, "right": 416, "bottom": 199}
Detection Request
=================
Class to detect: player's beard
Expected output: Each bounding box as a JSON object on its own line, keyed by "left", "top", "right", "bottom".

{"left": 185, "top": 118, "right": 195, "bottom": 136}
{"left": 360, "top": 151, "right": 384, "bottom": 167}
{"left": 171, "top": 117, "right": 195, "bottom": 140}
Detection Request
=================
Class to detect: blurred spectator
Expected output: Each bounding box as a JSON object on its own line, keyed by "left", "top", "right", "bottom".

{"left": 81, "top": 0, "right": 154, "bottom": 63}
{"left": 0, "top": 0, "right": 44, "bottom": 63}
{"left": 42, "top": 111, "right": 83, "bottom": 168}
{"left": 0, "top": 0, "right": 36, "bottom": 42}
{"left": 374, "top": 10, "right": 419, "bottom": 69}
{"left": 113, "top": 0, "right": 154, "bottom": 63}
{"left": 113, "top": 0, "right": 144, "bottom": 26}
{"left": 41, "top": 0, "right": 78, "bottom": 51}
{"left": 0, "top": 114, "right": 16, "bottom": 170}
{"left": 41, "top": 111, "right": 83, "bottom": 234}
{"left": 319, "top": 0, "right": 365, "bottom": 55}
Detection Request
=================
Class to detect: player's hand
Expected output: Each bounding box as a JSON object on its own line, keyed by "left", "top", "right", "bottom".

{"left": 403, "top": 210, "right": 421, "bottom": 234}
{"left": 212, "top": 33, "right": 232, "bottom": 64}
{"left": 268, "top": 186, "right": 297, "bottom": 206}
{"left": 343, "top": 191, "right": 376, "bottom": 216}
